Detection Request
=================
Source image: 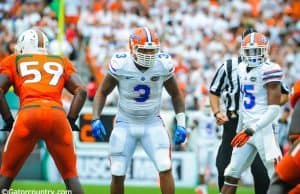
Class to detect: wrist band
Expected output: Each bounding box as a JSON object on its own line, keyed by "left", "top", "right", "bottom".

{"left": 176, "top": 113, "right": 186, "bottom": 128}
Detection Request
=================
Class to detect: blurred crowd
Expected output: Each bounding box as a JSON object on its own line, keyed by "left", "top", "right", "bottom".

{"left": 0, "top": 0, "right": 299, "bottom": 110}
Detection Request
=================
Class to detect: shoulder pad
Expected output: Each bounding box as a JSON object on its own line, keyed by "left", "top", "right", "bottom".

{"left": 157, "top": 53, "right": 174, "bottom": 73}
{"left": 261, "top": 61, "right": 283, "bottom": 82}
{"left": 109, "top": 52, "right": 130, "bottom": 71}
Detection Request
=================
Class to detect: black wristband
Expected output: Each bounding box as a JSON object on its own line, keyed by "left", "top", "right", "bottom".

{"left": 67, "top": 116, "right": 77, "bottom": 123}
{"left": 214, "top": 111, "right": 220, "bottom": 118}
{"left": 244, "top": 128, "right": 255, "bottom": 136}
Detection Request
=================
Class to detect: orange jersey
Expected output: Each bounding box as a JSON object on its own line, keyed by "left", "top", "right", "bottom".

{"left": 290, "top": 80, "right": 300, "bottom": 108}
{"left": 0, "top": 54, "right": 76, "bottom": 107}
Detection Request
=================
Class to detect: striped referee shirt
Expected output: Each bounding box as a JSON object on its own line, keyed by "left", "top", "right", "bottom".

{"left": 210, "top": 57, "right": 290, "bottom": 112}
{"left": 210, "top": 57, "right": 242, "bottom": 112}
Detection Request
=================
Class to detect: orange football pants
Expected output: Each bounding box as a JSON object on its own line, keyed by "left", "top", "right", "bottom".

{"left": 276, "top": 140, "right": 300, "bottom": 187}
{"left": 0, "top": 103, "right": 77, "bottom": 179}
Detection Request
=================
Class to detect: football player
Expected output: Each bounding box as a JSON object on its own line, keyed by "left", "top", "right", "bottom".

{"left": 188, "top": 100, "right": 218, "bottom": 194}
{"left": 0, "top": 28, "right": 86, "bottom": 193}
{"left": 91, "top": 27, "right": 186, "bottom": 194}
{"left": 221, "top": 32, "right": 283, "bottom": 194}
{"left": 267, "top": 80, "right": 300, "bottom": 194}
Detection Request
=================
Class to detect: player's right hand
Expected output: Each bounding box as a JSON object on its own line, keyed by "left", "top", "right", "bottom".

{"left": 91, "top": 119, "right": 107, "bottom": 141}
{"left": 1, "top": 116, "right": 14, "bottom": 131}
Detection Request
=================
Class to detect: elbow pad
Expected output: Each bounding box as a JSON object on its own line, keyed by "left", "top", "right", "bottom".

{"left": 252, "top": 105, "right": 280, "bottom": 131}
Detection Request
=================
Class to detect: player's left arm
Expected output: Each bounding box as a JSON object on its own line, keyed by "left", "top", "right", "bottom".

{"left": 164, "top": 76, "right": 187, "bottom": 144}
{"left": 232, "top": 81, "right": 281, "bottom": 147}
{"left": 0, "top": 74, "right": 14, "bottom": 130}
{"left": 280, "top": 83, "right": 289, "bottom": 105}
{"left": 163, "top": 76, "right": 185, "bottom": 117}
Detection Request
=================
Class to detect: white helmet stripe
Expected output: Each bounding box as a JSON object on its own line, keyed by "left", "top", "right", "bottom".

{"left": 250, "top": 33, "right": 255, "bottom": 45}
{"left": 143, "top": 27, "right": 152, "bottom": 42}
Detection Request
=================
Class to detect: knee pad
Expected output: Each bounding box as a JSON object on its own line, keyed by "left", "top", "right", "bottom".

{"left": 224, "top": 164, "right": 242, "bottom": 179}
{"left": 154, "top": 149, "right": 171, "bottom": 172}
{"left": 110, "top": 156, "right": 127, "bottom": 176}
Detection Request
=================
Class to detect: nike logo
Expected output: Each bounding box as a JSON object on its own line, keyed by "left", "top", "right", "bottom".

{"left": 125, "top": 76, "right": 134, "bottom": 79}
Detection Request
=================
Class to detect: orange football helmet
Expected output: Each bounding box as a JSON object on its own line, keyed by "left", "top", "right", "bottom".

{"left": 129, "top": 27, "right": 160, "bottom": 68}
{"left": 241, "top": 32, "right": 269, "bottom": 67}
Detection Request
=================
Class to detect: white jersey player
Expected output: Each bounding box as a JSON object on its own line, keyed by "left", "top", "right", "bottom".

{"left": 222, "top": 32, "right": 282, "bottom": 194}
{"left": 91, "top": 27, "right": 186, "bottom": 194}
{"left": 188, "top": 101, "right": 218, "bottom": 194}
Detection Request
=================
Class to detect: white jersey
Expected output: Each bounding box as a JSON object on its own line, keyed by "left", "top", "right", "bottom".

{"left": 238, "top": 60, "right": 282, "bottom": 127}
{"left": 108, "top": 52, "right": 174, "bottom": 120}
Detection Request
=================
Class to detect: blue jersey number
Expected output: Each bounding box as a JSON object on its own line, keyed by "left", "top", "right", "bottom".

{"left": 116, "top": 53, "right": 127, "bottom": 58}
{"left": 243, "top": 84, "right": 256, "bottom": 109}
{"left": 158, "top": 53, "right": 169, "bottom": 59}
{"left": 134, "top": 84, "right": 150, "bottom": 102}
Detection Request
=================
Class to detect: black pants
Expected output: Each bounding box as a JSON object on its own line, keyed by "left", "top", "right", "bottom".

{"left": 216, "top": 113, "right": 270, "bottom": 194}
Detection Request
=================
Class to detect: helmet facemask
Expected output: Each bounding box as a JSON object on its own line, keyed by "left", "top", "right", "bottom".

{"left": 241, "top": 46, "right": 267, "bottom": 67}
{"left": 132, "top": 44, "right": 160, "bottom": 68}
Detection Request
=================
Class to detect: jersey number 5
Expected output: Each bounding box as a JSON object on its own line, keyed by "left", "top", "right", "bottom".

{"left": 243, "top": 84, "right": 256, "bottom": 109}
{"left": 19, "top": 61, "right": 63, "bottom": 86}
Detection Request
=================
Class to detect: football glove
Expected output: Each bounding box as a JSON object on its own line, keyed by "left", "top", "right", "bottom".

{"left": 67, "top": 117, "right": 80, "bottom": 131}
{"left": 231, "top": 128, "right": 255, "bottom": 147}
{"left": 174, "top": 126, "right": 186, "bottom": 145}
{"left": 1, "top": 116, "right": 14, "bottom": 131}
{"left": 91, "top": 119, "right": 107, "bottom": 141}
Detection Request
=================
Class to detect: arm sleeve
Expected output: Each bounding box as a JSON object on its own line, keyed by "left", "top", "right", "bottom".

{"left": 209, "top": 63, "right": 226, "bottom": 96}
{"left": 0, "top": 55, "right": 14, "bottom": 82}
{"left": 262, "top": 64, "right": 283, "bottom": 85}
{"left": 281, "top": 82, "right": 289, "bottom": 94}
{"left": 108, "top": 54, "right": 124, "bottom": 81}
{"left": 252, "top": 105, "right": 281, "bottom": 131}
{"left": 161, "top": 54, "right": 175, "bottom": 81}
{"left": 63, "top": 57, "right": 77, "bottom": 81}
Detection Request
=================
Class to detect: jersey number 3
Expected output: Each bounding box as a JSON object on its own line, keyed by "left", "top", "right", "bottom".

{"left": 243, "top": 84, "right": 256, "bottom": 109}
{"left": 134, "top": 84, "right": 150, "bottom": 102}
{"left": 19, "top": 61, "right": 63, "bottom": 86}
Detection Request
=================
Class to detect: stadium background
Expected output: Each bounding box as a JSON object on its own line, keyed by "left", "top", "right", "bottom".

{"left": 0, "top": 0, "right": 299, "bottom": 193}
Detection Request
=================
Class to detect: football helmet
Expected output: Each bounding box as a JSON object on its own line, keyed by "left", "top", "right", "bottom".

{"left": 129, "top": 27, "right": 160, "bottom": 68}
{"left": 240, "top": 32, "right": 269, "bottom": 67}
{"left": 15, "top": 28, "right": 49, "bottom": 54}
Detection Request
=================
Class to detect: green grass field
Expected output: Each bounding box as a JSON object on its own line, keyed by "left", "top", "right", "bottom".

{"left": 11, "top": 181, "right": 254, "bottom": 194}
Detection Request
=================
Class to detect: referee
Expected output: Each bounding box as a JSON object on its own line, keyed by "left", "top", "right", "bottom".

{"left": 209, "top": 28, "right": 289, "bottom": 194}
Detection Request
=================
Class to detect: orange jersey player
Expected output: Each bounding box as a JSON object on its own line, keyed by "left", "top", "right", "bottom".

{"left": 267, "top": 81, "right": 300, "bottom": 194}
{"left": 0, "top": 29, "right": 86, "bottom": 193}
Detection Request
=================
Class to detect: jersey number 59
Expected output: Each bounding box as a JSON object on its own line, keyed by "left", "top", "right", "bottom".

{"left": 19, "top": 61, "right": 63, "bottom": 86}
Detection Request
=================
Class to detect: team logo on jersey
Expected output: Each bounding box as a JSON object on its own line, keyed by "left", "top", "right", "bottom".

{"left": 151, "top": 76, "right": 160, "bottom": 81}
{"left": 250, "top": 77, "right": 257, "bottom": 82}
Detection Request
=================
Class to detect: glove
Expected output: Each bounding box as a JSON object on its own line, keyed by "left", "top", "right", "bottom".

{"left": 67, "top": 117, "right": 80, "bottom": 131}
{"left": 1, "top": 116, "right": 14, "bottom": 131}
{"left": 231, "top": 128, "right": 255, "bottom": 147}
{"left": 174, "top": 126, "right": 186, "bottom": 145}
{"left": 91, "top": 119, "right": 107, "bottom": 141}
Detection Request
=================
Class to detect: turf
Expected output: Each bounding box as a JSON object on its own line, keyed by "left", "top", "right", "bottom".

{"left": 11, "top": 181, "right": 254, "bottom": 194}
